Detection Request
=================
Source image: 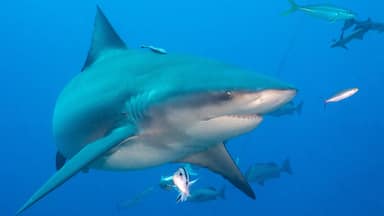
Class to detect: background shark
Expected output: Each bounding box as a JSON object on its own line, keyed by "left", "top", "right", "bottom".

{"left": 16, "top": 6, "right": 296, "bottom": 214}
{"left": 331, "top": 27, "right": 369, "bottom": 49}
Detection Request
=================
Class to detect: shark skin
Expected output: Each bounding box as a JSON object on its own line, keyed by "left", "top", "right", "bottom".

{"left": 17, "top": 6, "right": 297, "bottom": 215}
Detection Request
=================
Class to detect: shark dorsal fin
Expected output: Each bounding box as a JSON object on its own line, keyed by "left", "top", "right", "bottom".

{"left": 82, "top": 6, "right": 127, "bottom": 71}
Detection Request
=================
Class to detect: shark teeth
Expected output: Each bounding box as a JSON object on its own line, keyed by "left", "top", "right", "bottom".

{"left": 226, "top": 114, "right": 259, "bottom": 119}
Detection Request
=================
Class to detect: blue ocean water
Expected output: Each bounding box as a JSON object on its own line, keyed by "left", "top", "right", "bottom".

{"left": 1, "top": 0, "right": 383, "bottom": 215}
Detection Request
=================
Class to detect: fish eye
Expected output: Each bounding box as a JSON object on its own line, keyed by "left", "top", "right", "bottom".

{"left": 179, "top": 172, "right": 183, "bottom": 176}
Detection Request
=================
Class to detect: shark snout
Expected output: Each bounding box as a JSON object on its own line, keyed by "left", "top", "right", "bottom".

{"left": 248, "top": 89, "right": 297, "bottom": 115}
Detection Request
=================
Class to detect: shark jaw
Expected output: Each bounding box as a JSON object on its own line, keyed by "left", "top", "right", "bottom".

{"left": 95, "top": 89, "right": 297, "bottom": 170}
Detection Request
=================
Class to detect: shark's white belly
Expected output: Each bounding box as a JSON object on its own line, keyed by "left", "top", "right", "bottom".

{"left": 93, "top": 136, "right": 213, "bottom": 170}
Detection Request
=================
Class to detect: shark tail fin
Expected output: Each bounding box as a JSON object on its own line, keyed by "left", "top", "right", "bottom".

{"left": 281, "top": 159, "right": 292, "bottom": 175}
{"left": 296, "top": 101, "right": 304, "bottom": 115}
{"left": 282, "top": 0, "right": 299, "bottom": 16}
{"left": 219, "top": 185, "right": 226, "bottom": 199}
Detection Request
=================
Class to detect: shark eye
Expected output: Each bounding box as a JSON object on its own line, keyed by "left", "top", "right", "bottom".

{"left": 210, "top": 91, "right": 233, "bottom": 103}
{"left": 221, "top": 91, "right": 233, "bottom": 100}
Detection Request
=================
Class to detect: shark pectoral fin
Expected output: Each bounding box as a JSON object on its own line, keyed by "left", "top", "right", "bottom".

{"left": 16, "top": 125, "right": 136, "bottom": 215}
{"left": 177, "top": 143, "right": 255, "bottom": 199}
{"left": 81, "top": 6, "right": 127, "bottom": 71}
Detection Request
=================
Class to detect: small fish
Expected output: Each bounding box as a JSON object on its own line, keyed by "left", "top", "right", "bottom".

{"left": 159, "top": 164, "right": 199, "bottom": 191}
{"left": 172, "top": 167, "right": 198, "bottom": 202}
{"left": 324, "top": 88, "right": 359, "bottom": 108}
{"left": 141, "top": 45, "right": 167, "bottom": 54}
{"left": 187, "top": 186, "right": 225, "bottom": 202}
{"left": 283, "top": 0, "right": 356, "bottom": 22}
{"left": 245, "top": 159, "right": 292, "bottom": 186}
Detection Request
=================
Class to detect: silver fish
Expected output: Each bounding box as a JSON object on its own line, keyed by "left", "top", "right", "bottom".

{"left": 324, "top": 88, "right": 359, "bottom": 108}
{"left": 284, "top": 0, "right": 356, "bottom": 22}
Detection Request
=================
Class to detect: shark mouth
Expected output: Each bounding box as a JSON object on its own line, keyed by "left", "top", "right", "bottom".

{"left": 225, "top": 114, "right": 261, "bottom": 119}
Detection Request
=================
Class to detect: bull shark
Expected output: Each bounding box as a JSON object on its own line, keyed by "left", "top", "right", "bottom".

{"left": 331, "top": 27, "right": 369, "bottom": 49}
{"left": 16, "top": 6, "right": 296, "bottom": 214}
{"left": 342, "top": 18, "right": 384, "bottom": 33}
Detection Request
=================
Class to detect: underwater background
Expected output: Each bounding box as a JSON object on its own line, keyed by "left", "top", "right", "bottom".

{"left": 1, "top": 0, "right": 383, "bottom": 215}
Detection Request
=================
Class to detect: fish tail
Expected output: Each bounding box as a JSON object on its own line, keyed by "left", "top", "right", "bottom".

{"left": 281, "top": 0, "right": 299, "bottom": 16}
{"left": 281, "top": 159, "right": 292, "bottom": 175}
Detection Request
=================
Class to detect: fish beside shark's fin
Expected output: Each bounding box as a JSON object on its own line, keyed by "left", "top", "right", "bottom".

{"left": 82, "top": 5, "right": 127, "bottom": 71}
{"left": 16, "top": 125, "right": 136, "bottom": 215}
{"left": 176, "top": 143, "right": 255, "bottom": 199}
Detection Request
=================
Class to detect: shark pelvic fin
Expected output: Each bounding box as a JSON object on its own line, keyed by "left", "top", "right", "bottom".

{"left": 177, "top": 143, "right": 255, "bottom": 199}
{"left": 16, "top": 125, "right": 136, "bottom": 215}
{"left": 81, "top": 5, "right": 127, "bottom": 71}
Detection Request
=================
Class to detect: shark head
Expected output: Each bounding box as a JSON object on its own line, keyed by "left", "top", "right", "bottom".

{"left": 147, "top": 89, "right": 296, "bottom": 143}
{"left": 17, "top": 5, "right": 297, "bottom": 215}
